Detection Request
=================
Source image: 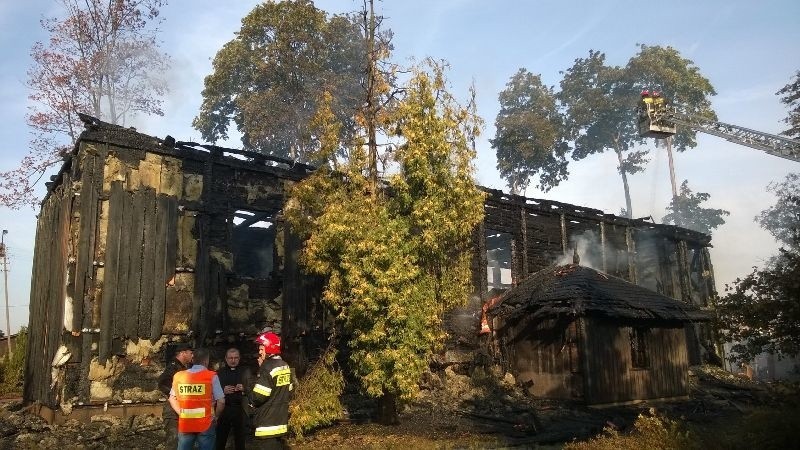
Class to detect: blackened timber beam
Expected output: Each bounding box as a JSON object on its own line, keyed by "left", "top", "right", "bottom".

{"left": 124, "top": 190, "right": 145, "bottom": 337}
{"left": 138, "top": 189, "right": 156, "bottom": 338}
{"left": 100, "top": 182, "right": 125, "bottom": 363}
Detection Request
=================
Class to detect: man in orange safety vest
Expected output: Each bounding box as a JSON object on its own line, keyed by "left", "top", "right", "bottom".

{"left": 170, "top": 347, "right": 226, "bottom": 450}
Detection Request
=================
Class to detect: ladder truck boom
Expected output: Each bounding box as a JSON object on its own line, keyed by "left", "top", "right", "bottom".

{"left": 637, "top": 92, "right": 800, "bottom": 162}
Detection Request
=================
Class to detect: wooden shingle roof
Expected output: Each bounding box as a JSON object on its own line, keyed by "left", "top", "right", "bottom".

{"left": 491, "top": 264, "right": 711, "bottom": 325}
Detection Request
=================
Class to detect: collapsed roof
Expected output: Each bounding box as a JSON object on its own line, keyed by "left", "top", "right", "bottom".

{"left": 490, "top": 264, "right": 712, "bottom": 325}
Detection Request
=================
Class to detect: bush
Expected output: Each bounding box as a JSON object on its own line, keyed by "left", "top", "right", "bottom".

{"left": 564, "top": 410, "right": 699, "bottom": 450}
{"left": 0, "top": 327, "right": 27, "bottom": 395}
{"left": 288, "top": 347, "right": 345, "bottom": 438}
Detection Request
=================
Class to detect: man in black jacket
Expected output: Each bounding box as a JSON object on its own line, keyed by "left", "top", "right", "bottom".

{"left": 250, "top": 331, "right": 293, "bottom": 450}
{"left": 215, "top": 347, "right": 251, "bottom": 450}
{"left": 157, "top": 342, "right": 193, "bottom": 449}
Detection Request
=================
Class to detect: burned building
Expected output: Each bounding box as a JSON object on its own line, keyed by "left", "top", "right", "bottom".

{"left": 25, "top": 116, "right": 718, "bottom": 421}
{"left": 24, "top": 115, "right": 318, "bottom": 422}
{"left": 488, "top": 264, "right": 710, "bottom": 405}
{"left": 469, "top": 189, "right": 718, "bottom": 367}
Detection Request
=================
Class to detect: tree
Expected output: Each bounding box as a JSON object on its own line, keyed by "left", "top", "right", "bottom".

{"left": 286, "top": 61, "right": 484, "bottom": 425}
{"left": 777, "top": 71, "right": 800, "bottom": 138}
{"left": 551, "top": 46, "right": 715, "bottom": 218}
{"left": 558, "top": 50, "right": 647, "bottom": 218}
{"left": 718, "top": 174, "right": 800, "bottom": 362}
{"left": 717, "top": 247, "right": 800, "bottom": 363}
{"left": 661, "top": 180, "right": 729, "bottom": 235}
{"left": 491, "top": 69, "right": 569, "bottom": 195}
{"left": 0, "top": 0, "right": 170, "bottom": 208}
{"left": 756, "top": 172, "right": 800, "bottom": 250}
{"left": 192, "top": 0, "right": 365, "bottom": 161}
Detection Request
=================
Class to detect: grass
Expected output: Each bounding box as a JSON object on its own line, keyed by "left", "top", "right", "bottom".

{"left": 0, "top": 327, "right": 26, "bottom": 395}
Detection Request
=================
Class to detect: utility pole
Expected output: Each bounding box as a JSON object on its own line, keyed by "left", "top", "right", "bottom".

{"left": 1, "top": 230, "right": 10, "bottom": 358}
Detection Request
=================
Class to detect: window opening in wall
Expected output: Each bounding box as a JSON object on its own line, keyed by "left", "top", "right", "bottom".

{"left": 486, "top": 230, "right": 513, "bottom": 290}
{"left": 630, "top": 327, "right": 650, "bottom": 369}
{"left": 231, "top": 210, "right": 276, "bottom": 279}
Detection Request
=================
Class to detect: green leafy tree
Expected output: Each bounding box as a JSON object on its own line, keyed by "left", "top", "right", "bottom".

{"left": 558, "top": 50, "right": 647, "bottom": 218}
{"left": 548, "top": 46, "right": 715, "bottom": 218}
{"left": 491, "top": 69, "right": 570, "bottom": 194}
{"left": 717, "top": 247, "right": 800, "bottom": 363}
{"left": 756, "top": 173, "right": 800, "bottom": 249}
{"left": 662, "top": 180, "right": 729, "bottom": 234}
{"left": 192, "top": 0, "right": 364, "bottom": 161}
{"left": 1, "top": 0, "right": 169, "bottom": 208}
{"left": 286, "top": 61, "right": 484, "bottom": 424}
{"left": 777, "top": 71, "right": 800, "bottom": 138}
{"left": 624, "top": 45, "right": 717, "bottom": 150}
{"left": 718, "top": 174, "right": 800, "bottom": 362}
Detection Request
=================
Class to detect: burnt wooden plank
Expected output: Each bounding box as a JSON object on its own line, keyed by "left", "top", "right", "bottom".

{"left": 24, "top": 196, "right": 52, "bottom": 403}
{"left": 99, "top": 182, "right": 125, "bottom": 363}
{"left": 72, "top": 154, "right": 97, "bottom": 330}
{"left": 192, "top": 214, "right": 210, "bottom": 344}
{"left": 150, "top": 194, "right": 171, "bottom": 339}
{"left": 124, "top": 189, "right": 145, "bottom": 338}
{"left": 46, "top": 187, "right": 72, "bottom": 406}
{"left": 138, "top": 189, "right": 156, "bottom": 338}
{"left": 113, "top": 190, "right": 132, "bottom": 338}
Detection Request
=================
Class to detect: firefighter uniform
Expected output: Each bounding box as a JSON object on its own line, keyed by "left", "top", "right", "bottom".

{"left": 250, "top": 355, "right": 294, "bottom": 449}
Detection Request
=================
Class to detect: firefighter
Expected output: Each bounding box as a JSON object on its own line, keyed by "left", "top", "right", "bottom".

{"left": 158, "top": 342, "right": 193, "bottom": 449}
{"left": 250, "top": 331, "right": 294, "bottom": 450}
{"left": 169, "top": 347, "right": 226, "bottom": 450}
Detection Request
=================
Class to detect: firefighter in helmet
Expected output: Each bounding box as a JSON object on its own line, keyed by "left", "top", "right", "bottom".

{"left": 249, "top": 330, "right": 294, "bottom": 449}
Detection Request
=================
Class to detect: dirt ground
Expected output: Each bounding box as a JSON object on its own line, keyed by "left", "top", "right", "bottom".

{"left": 1, "top": 365, "right": 796, "bottom": 449}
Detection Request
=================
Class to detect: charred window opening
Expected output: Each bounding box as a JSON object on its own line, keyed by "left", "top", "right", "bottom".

{"left": 231, "top": 210, "right": 276, "bottom": 279}
{"left": 630, "top": 327, "right": 650, "bottom": 369}
{"left": 486, "top": 230, "right": 513, "bottom": 290}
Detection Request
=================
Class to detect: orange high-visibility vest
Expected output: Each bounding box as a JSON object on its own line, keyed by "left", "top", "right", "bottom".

{"left": 172, "top": 368, "right": 216, "bottom": 433}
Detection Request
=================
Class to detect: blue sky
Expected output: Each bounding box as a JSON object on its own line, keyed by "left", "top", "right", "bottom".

{"left": 1, "top": 0, "right": 798, "bottom": 334}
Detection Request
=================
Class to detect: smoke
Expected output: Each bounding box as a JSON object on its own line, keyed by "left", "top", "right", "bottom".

{"left": 554, "top": 229, "right": 606, "bottom": 270}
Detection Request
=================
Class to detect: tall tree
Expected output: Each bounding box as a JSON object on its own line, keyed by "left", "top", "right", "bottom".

{"left": 661, "top": 180, "right": 729, "bottom": 235}
{"left": 491, "top": 69, "right": 569, "bottom": 195}
{"left": 546, "top": 46, "right": 715, "bottom": 218}
{"left": 0, "top": 0, "right": 169, "bottom": 208}
{"left": 717, "top": 173, "right": 800, "bottom": 362}
{"left": 192, "top": 0, "right": 365, "bottom": 161}
{"left": 286, "top": 60, "right": 484, "bottom": 425}
{"left": 558, "top": 50, "right": 646, "bottom": 218}
{"left": 777, "top": 71, "right": 800, "bottom": 138}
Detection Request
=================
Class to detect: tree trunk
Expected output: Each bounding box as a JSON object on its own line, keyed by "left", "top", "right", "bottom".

{"left": 615, "top": 146, "right": 633, "bottom": 218}
{"left": 377, "top": 391, "right": 400, "bottom": 425}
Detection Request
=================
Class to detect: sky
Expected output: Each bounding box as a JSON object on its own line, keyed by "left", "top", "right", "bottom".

{"left": 0, "top": 0, "right": 798, "bottom": 335}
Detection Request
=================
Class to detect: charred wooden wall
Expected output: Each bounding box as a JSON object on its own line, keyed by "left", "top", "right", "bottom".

{"left": 583, "top": 318, "right": 689, "bottom": 405}
{"left": 476, "top": 189, "right": 717, "bottom": 308}
{"left": 24, "top": 122, "right": 314, "bottom": 413}
{"left": 500, "top": 317, "right": 583, "bottom": 400}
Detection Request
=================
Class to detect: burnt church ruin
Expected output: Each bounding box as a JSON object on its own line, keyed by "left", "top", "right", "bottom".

{"left": 25, "top": 116, "right": 718, "bottom": 421}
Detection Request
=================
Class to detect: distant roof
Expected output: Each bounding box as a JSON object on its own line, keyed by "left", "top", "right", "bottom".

{"left": 490, "top": 264, "right": 711, "bottom": 325}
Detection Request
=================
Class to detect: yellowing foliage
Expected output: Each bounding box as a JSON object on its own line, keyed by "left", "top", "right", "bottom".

{"left": 285, "top": 60, "right": 484, "bottom": 404}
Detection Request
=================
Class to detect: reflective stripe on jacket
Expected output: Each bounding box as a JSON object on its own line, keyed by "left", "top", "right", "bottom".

{"left": 173, "top": 368, "right": 216, "bottom": 433}
{"left": 250, "top": 356, "right": 293, "bottom": 438}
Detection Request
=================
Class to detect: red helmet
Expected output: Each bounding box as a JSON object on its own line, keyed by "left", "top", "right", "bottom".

{"left": 255, "top": 331, "right": 281, "bottom": 354}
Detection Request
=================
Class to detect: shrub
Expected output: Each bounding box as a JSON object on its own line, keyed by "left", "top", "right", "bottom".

{"left": 0, "top": 327, "right": 27, "bottom": 395}
{"left": 288, "top": 347, "right": 345, "bottom": 438}
{"left": 564, "top": 410, "right": 699, "bottom": 450}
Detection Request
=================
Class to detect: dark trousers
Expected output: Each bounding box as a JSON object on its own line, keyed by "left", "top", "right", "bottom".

{"left": 215, "top": 405, "right": 247, "bottom": 450}
{"left": 164, "top": 415, "right": 178, "bottom": 449}
{"left": 250, "top": 437, "right": 286, "bottom": 450}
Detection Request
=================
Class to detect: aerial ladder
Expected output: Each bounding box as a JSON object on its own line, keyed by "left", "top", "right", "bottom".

{"left": 637, "top": 91, "right": 800, "bottom": 163}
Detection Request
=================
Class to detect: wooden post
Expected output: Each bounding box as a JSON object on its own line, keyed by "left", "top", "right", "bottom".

{"left": 1, "top": 230, "right": 10, "bottom": 357}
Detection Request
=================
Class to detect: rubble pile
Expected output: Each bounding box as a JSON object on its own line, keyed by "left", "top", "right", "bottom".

{"left": 0, "top": 401, "right": 164, "bottom": 450}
